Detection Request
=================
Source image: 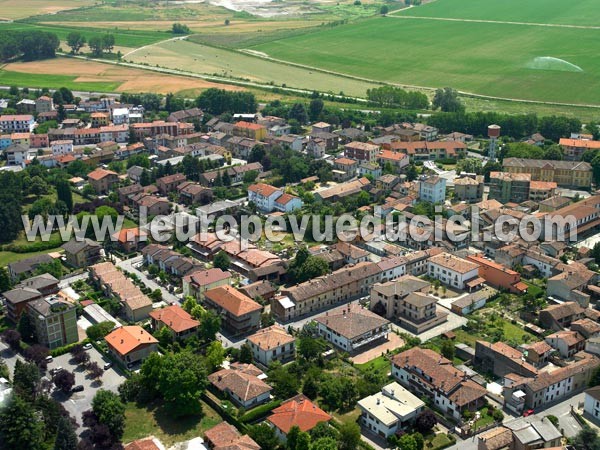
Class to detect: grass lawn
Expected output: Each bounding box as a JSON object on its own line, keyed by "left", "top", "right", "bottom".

{"left": 424, "top": 432, "right": 454, "bottom": 450}
{"left": 524, "top": 282, "right": 544, "bottom": 298}
{"left": 355, "top": 355, "right": 391, "bottom": 378}
{"left": 0, "top": 69, "right": 120, "bottom": 92}
{"left": 252, "top": 15, "right": 600, "bottom": 104}
{"left": 123, "top": 400, "right": 221, "bottom": 446}
{"left": 473, "top": 408, "right": 495, "bottom": 430}
{"left": 0, "top": 248, "right": 63, "bottom": 266}
{"left": 331, "top": 406, "right": 361, "bottom": 425}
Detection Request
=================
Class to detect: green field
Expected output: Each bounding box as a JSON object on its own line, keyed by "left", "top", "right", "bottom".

{"left": 252, "top": 15, "right": 600, "bottom": 104}
{"left": 397, "top": 0, "right": 600, "bottom": 26}
{"left": 1, "top": 22, "right": 169, "bottom": 48}
{"left": 0, "top": 69, "right": 120, "bottom": 92}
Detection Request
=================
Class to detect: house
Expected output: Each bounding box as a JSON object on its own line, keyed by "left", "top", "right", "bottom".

{"left": 314, "top": 303, "right": 390, "bottom": 353}
{"left": 306, "top": 137, "right": 327, "bottom": 158}
{"left": 559, "top": 137, "right": 600, "bottom": 160}
{"left": 204, "top": 286, "right": 263, "bottom": 335}
{"left": 87, "top": 168, "right": 119, "bottom": 194}
{"left": 376, "top": 150, "right": 409, "bottom": 172}
{"left": 314, "top": 177, "right": 371, "bottom": 202}
{"left": 247, "top": 183, "right": 283, "bottom": 213}
{"left": 0, "top": 114, "right": 35, "bottom": 133}
{"left": 149, "top": 304, "right": 200, "bottom": 340}
{"left": 474, "top": 341, "right": 538, "bottom": 378}
{"left": 418, "top": 175, "right": 446, "bottom": 204}
{"left": 182, "top": 268, "right": 232, "bottom": 300}
{"left": 466, "top": 255, "right": 527, "bottom": 294}
{"left": 427, "top": 253, "right": 481, "bottom": 290}
{"left": 168, "top": 107, "right": 204, "bottom": 125}
{"left": 204, "top": 422, "right": 260, "bottom": 450}
{"left": 239, "top": 280, "right": 277, "bottom": 302}
{"left": 27, "top": 297, "right": 78, "bottom": 349}
{"left": 454, "top": 175, "right": 484, "bottom": 201}
{"left": 570, "top": 318, "right": 600, "bottom": 339}
{"left": 584, "top": 386, "right": 600, "bottom": 425}
{"left": 208, "top": 363, "right": 272, "bottom": 409}
{"left": 177, "top": 182, "right": 213, "bottom": 205}
{"left": 502, "top": 158, "right": 592, "bottom": 188}
{"left": 233, "top": 121, "right": 267, "bottom": 141}
{"left": 545, "top": 331, "right": 585, "bottom": 358}
{"left": 450, "top": 290, "right": 491, "bottom": 316}
{"left": 312, "top": 122, "right": 332, "bottom": 134}
{"left": 246, "top": 325, "right": 296, "bottom": 367}
{"left": 124, "top": 437, "right": 166, "bottom": 450}
{"left": 135, "top": 194, "right": 171, "bottom": 217}
{"left": 529, "top": 180, "right": 557, "bottom": 201}
{"left": 521, "top": 341, "right": 554, "bottom": 368}
{"left": 504, "top": 416, "right": 562, "bottom": 450}
{"left": 358, "top": 382, "right": 425, "bottom": 438}
{"left": 51, "top": 139, "right": 73, "bottom": 155}
{"left": 477, "top": 426, "right": 513, "bottom": 450}
{"left": 274, "top": 193, "right": 303, "bottom": 213}
{"left": 111, "top": 228, "right": 147, "bottom": 253}
{"left": 357, "top": 161, "right": 382, "bottom": 178}
{"left": 539, "top": 302, "right": 585, "bottom": 331}
{"left": 16, "top": 99, "right": 35, "bottom": 113}
{"left": 377, "top": 174, "right": 401, "bottom": 191}
{"left": 91, "top": 112, "right": 110, "bottom": 128}
{"left": 546, "top": 267, "right": 597, "bottom": 307}
{"left": 344, "top": 141, "right": 379, "bottom": 162}
{"left": 267, "top": 395, "right": 332, "bottom": 440}
{"left": 7, "top": 254, "right": 53, "bottom": 281}
{"left": 61, "top": 238, "right": 102, "bottom": 268}
{"left": 105, "top": 326, "right": 158, "bottom": 365}
{"left": 127, "top": 165, "right": 146, "bottom": 183}
{"left": 391, "top": 348, "right": 487, "bottom": 421}
{"left": 156, "top": 173, "right": 187, "bottom": 195}
{"left": 5, "top": 143, "right": 33, "bottom": 166}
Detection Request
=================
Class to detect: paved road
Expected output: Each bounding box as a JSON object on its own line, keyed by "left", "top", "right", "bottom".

{"left": 540, "top": 392, "right": 585, "bottom": 437}
{"left": 116, "top": 255, "right": 179, "bottom": 304}
{"left": 0, "top": 341, "right": 24, "bottom": 376}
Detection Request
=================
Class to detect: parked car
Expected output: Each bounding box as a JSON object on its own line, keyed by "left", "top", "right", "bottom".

{"left": 523, "top": 409, "right": 535, "bottom": 417}
{"left": 83, "top": 343, "right": 92, "bottom": 350}
{"left": 71, "top": 385, "right": 84, "bottom": 393}
{"left": 50, "top": 367, "right": 63, "bottom": 376}
{"left": 103, "top": 362, "right": 112, "bottom": 370}
{"left": 45, "top": 355, "right": 53, "bottom": 363}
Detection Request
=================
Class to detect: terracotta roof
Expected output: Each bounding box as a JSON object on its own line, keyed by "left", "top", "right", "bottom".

{"left": 208, "top": 364, "right": 272, "bottom": 402}
{"left": 247, "top": 325, "right": 295, "bottom": 350}
{"left": 124, "top": 438, "right": 163, "bottom": 450}
{"left": 235, "top": 121, "right": 265, "bottom": 131}
{"left": 248, "top": 183, "right": 280, "bottom": 197}
{"left": 478, "top": 427, "right": 513, "bottom": 450}
{"left": 112, "top": 227, "right": 147, "bottom": 243}
{"left": 528, "top": 352, "right": 600, "bottom": 392}
{"left": 541, "top": 302, "right": 585, "bottom": 321}
{"left": 525, "top": 341, "right": 553, "bottom": 356}
{"left": 428, "top": 252, "right": 479, "bottom": 274}
{"left": 105, "top": 326, "right": 158, "bottom": 356}
{"left": 448, "top": 379, "right": 487, "bottom": 407}
{"left": 546, "top": 330, "right": 584, "bottom": 347}
{"left": 204, "top": 286, "right": 262, "bottom": 317}
{"left": 267, "top": 395, "right": 332, "bottom": 433}
{"left": 204, "top": 422, "right": 260, "bottom": 450}
{"left": 559, "top": 138, "right": 600, "bottom": 149}
{"left": 274, "top": 193, "right": 299, "bottom": 206}
{"left": 149, "top": 305, "right": 200, "bottom": 333}
{"left": 334, "top": 157, "right": 357, "bottom": 166}
{"left": 314, "top": 304, "right": 389, "bottom": 340}
{"left": 183, "top": 267, "right": 231, "bottom": 287}
{"left": 88, "top": 168, "right": 117, "bottom": 181}
{"left": 530, "top": 181, "right": 557, "bottom": 190}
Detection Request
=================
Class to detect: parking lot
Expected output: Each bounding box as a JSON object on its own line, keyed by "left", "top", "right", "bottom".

{"left": 47, "top": 346, "right": 126, "bottom": 435}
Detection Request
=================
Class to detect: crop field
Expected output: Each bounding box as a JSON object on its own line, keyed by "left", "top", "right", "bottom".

{"left": 0, "top": 57, "right": 242, "bottom": 95}
{"left": 397, "top": 0, "right": 600, "bottom": 26}
{"left": 251, "top": 13, "right": 600, "bottom": 104}
{"left": 126, "top": 39, "right": 381, "bottom": 97}
{"left": 0, "top": 0, "right": 94, "bottom": 20}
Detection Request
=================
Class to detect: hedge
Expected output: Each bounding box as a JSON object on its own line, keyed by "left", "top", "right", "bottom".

{"left": 239, "top": 399, "right": 281, "bottom": 423}
{"left": 2, "top": 239, "right": 64, "bottom": 253}
{"left": 50, "top": 339, "right": 91, "bottom": 357}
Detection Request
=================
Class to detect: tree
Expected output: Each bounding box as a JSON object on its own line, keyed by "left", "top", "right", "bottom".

{"left": 380, "top": 5, "right": 389, "bottom": 14}
{"left": 338, "top": 421, "right": 361, "bottom": 450}
{"left": 66, "top": 32, "right": 86, "bottom": 54}
{"left": 88, "top": 361, "right": 104, "bottom": 381}
{"left": 213, "top": 250, "right": 231, "bottom": 270}
{"left": 199, "top": 309, "right": 221, "bottom": 342}
{"left": 0, "top": 394, "right": 45, "bottom": 450}
{"left": 289, "top": 103, "right": 309, "bottom": 124}
{"left": 86, "top": 321, "right": 115, "bottom": 341}
{"left": 205, "top": 341, "right": 225, "bottom": 371}
{"left": 54, "top": 370, "right": 75, "bottom": 393}
{"left": 415, "top": 409, "right": 437, "bottom": 434}
{"left": 298, "top": 336, "right": 326, "bottom": 360}
{"left": 88, "top": 36, "right": 103, "bottom": 56}
{"left": 102, "top": 34, "right": 115, "bottom": 53}
{"left": 309, "top": 98, "right": 324, "bottom": 121}
{"left": 571, "top": 425, "right": 600, "bottom": 450}
{"left": 269, "top": 365, "right": 299, "bottom": 399}
{"left": 17, "top": 314, "right": 35, "bottom": 342}
{"left": 0, "top": 267, "right": 11, "bottom": 292}
{"left": 92, "top": 389, "right": 126, "bottom": 441}
{"left": 239, "top": 343, "right": 253, "bottom": 363}
{"left": 172, "top": 23, "right": 191, "bottom": 34}
{"left": 406, "top": 164, "right": 418, "bottom": 181}
{"left": 398, "top": 434, "right": 418, "bottom": 450}
{"left": 440, "top": 339, "right": 455, "bottom": 361}
{"left": 56, "top": 179, "right": 73, "bottom": 213}
{"left": 432, "top": 87, "right": 464, "bottom": 113}
{"left": 24, "top": 345, "right": 50, "bottom": 370}
{"left": 2, "top": 329, "right": 21, "bottom": 352}
{"left": 312, "top": 437, "right": 337, "bottom": 450}
{"left": 248, "top": 423, "right": 279, "bottom": 450}
{"left": 54, "top": 415, "right": 77, "bottom": 450}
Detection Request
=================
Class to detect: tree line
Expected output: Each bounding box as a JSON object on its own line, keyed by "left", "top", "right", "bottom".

{"left": 0, "top": 30, "right": 59, "bottom": 62}
{"left": 366, "top": 86, "right": 429, "bottom": 109}
{"left": 66, "top": 32, "right": 115, "bottom": 57}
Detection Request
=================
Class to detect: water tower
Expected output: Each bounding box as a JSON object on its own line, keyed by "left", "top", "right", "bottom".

{"left": 488, "top": 124, "right": 501, "bottom": 161}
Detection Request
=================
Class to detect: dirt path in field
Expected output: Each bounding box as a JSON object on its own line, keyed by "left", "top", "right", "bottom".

{"left": 122, "top": 35, "right": 188, "bottom": 58}
{"left": 387, "top": 13, "right": 600, "bottom": 29}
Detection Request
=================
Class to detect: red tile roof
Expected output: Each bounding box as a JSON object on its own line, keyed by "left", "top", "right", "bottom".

{"left": 105, "top": 326, "right": 158, "bottom": 356}
{"left": 149, "top": 305, "right": 200, "bottom": 333}
{"left": 204, "top": 286, "right": 262, "bottom": 317}
{"left": 267, "top": 395, "right": 331, "bottom": 434}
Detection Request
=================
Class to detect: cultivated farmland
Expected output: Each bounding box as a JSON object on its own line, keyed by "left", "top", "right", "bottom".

{"left": 251, "top": 13, "right": 600, "bottom": 104}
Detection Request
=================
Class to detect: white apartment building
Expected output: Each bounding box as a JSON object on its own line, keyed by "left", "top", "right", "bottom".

{"left": 427, "top": 252, "right": 480, "bottom": 290}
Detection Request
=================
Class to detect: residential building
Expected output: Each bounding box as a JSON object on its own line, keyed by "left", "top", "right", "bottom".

{"left": 208, "top": 363, "right": 272, "bottom": 409}
{"left": 275, "top": 261, "right": 382, "bottom": 321}
{"left": 489, "top": 172, "right": 531, "bottom": 203}
{"left": 474, "top": 341, "right": 538, "bottom": 378}
{"left": 50, "top": 139, "right": 73, "bottom": 155}
{"left": 149, "top": 305, "right": 200, "bottom": 340}
{"left": 168, "top": 107, "right": 204, "bottom": 125}
{"left": 5, "top": 143, "right": 33, "bottom": 166}
{"left": 204, "top": 422, "right": 260, "bottom": 450}
{"left": 454, "top": 175, "right": 484, "bottom": 201}
{"left": 27, "top": 297, "right": 78, "bottom": 349}
{"left": 546, "top": 267, "right": 597, "bottom": 306}
{"left": 545, "top": 331, "right": 585, "bottom": 358}
{"left": 182, "top": 268, "right": 232, "bottom": 300}
{"left": 529, "top": 181, "right": 557, "bottom": 201}
{"left": 233, "top": 121, "right": 267, "bottom": 141}
{"left": 7, "top": 254, "right": 53, "bottom": 281}
{"left": 358, "top": 382, "right": 425, "bottom": 438}
{"left": 156, "top": 173, "right": 187, "bottom": 195}
{"left": 466, "top": 255, "right": 527, "bottom": 294}
{"left": 522, "top": 341, "right": 554, "bottom": 368}
{"left": 204, "top": 286, "right": 263, "bottom": 335}
{"left": 177, "top": 182, "right": 213, "bottom": 205}
{"left": 0, "top": 114, "right": 35, "bottom": 133}
{"left": 246, "top": 325, "right": 296, "bottom": 366}
{"left": 427, "top": 253, "right": 480, "bottom": 290}
{"left": 502, "top": 158, "right": 592, "bottom": 188}
{"left": 504, "top": 416, "right": 562, "bottom": 450}
{"left": 539, "top": 302, "right": 585, "bottom": 331}
{"left": 391, "top": 348, "right": 487, "bottom": 421}
{"left": 345, "top": 141, "right": 380, "bottom": 162}
{"left": 571, "top": 318, "right": 600, "bottom": 339}
{"left": 450, "top": 290, "right": 491, "bottom": 316}
{"left": 61, "top": 238, "right": 102, "bottom": 268}
{"left": 247, "top": 183, "right": 283, "bottom": 212}
{"left": 314, "top": 303, "right": 390, "bottom": 353}
{"left": 105, "top": 325, "right": 158, "bottom": 365}
{"left": 273, "top": 193, "right": 303, "bottom": 213}
{"left": 584, "top": 386, "right": 600, "bottom": 424}
{"left": 559, "top": 137, "right": 600, "bottom": 160}
{"left": 418, "top": 176, "right": 446, "bottom": 204}
{"left": 314, "top": 177, "right": 371, "bottom": 202}
{"left": 267, "top": 395, "right": 332, "bottom": 440}
{"left": 87, "top": 168, "right": 119, "bottom": 194}
{"left": 376, "top": 150, "right": 409, "bottom": 172}
{"left": 91, "top": 112, "right": 110, "bottom": 128}
{"left": 3, "top": 273, "right": 59, "bottom": 322}
{"left": 111, "top": 228, "right": 147, "bottom": 253}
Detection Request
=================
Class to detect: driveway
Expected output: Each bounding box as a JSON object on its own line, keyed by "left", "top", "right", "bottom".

{"left": 116, "top": 255, "right": 179, "bottom": 304}
{"left": 47, "top": 347, "right": 126, "bottom": 436}
{"left": 537, "top": 392, "right": 585, "bottom": 438}
{"left": 350, "top": 333, "right": 404, "bottom": 365}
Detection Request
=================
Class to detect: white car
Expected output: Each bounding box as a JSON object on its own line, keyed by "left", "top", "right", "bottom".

{"left": 83, "top": 343, "right": 92, "bottom": 350}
